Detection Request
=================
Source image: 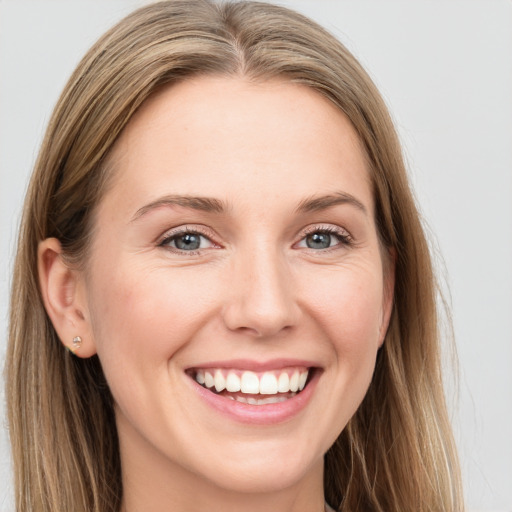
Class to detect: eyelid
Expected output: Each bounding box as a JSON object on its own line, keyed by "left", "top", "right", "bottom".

{"left": 294, "top": 224, "right": 353, "bottom": 250}
{"left": 157, "top": 224, "right": 222, "bottom": 251}
{"left": 301, "top": 223, "right": 351, "bottom": 237}
{"left": 156, "top": 223, "right": 353, "bottom": 254}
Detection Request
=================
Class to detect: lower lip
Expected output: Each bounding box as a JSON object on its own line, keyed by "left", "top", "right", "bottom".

{"left": 188, "top": 370, "right": 320, "bottom": 425}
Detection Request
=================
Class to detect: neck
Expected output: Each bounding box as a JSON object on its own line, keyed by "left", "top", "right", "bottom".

{"left": 121, "top": 463, "right": 326, "bottom": 512}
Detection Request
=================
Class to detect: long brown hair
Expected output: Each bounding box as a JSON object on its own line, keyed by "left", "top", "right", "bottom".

{"left": 6, "top": 1, "right": 463, "bottom": 510}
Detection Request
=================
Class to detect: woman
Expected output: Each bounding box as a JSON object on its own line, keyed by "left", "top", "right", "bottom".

{"left": 6, "top": 1, "right": 463, "bottom": 511}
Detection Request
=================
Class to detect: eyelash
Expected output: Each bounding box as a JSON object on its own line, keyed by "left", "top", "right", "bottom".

{"left": 158, "top": 226, "right": 218, "bottom": 255}
{"left": 158, "top": 224, "right": 353, "bottom": 255}
{"left": 297, "top": 225, "right": 353, "bottom": 251}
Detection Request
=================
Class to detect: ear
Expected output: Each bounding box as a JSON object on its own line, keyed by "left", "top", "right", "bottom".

{"left": 378, "top": 247, "right": 396, "bottom": 347}
{"left": 38, "top": 238, "right": 97, "bottom": 357}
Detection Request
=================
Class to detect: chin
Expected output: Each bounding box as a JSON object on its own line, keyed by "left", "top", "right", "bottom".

{"left": 186, "top": 435, "right": 325, "bottom": 495}
{"left": 201, "top": 458, "right": 320, "bottom": 495}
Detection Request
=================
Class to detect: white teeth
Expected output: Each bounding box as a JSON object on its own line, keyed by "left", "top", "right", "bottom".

{"left": 259, "top": 395, "right": 289, "bottom": 404}
{"left": 195, "top": 368, "right": 310, "bottom": 397}
{"left": 204, "top": 371, "right": 214, "bottom": 388}
{"left": 298, "top": 371, "right": 308, "bottom": 391}
{"left": 259, "top": 372, "right": 278, "bottom": 394}
{"left": 225, "top": 372, "right": 241, "bottom": 392}
{"left": 289, "top": 370, "right": 299, "bottom": 392}
{"left": 241, "top": 371, "right": 260, "bottom": 394}
{"left": 236, "top": 394, "right": 294, "bottom": 405}
{"left": 196, "top": 370, "right": 205, "bottom": 385}
{"left": 214, "top": 369, "right": 226, "bottom": 392}
{"left": 277, "top": 372, "right": 290, "bottom": 393}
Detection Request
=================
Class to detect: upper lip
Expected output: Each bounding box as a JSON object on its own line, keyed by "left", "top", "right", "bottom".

{"left": 185, "top": 358, "right": 321, "bottom": 372}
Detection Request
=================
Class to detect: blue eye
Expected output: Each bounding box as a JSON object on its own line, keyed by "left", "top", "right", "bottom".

{"left": 160, "top": 231, "right": 214, "bottom": 252}
{"left": 305, "top": 232, "right": 333, "bottom": 249}
{"left": 297, "top": 227, "right": 351, "bottom": 250}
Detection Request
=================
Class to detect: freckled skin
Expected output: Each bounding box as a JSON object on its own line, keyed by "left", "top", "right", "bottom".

{"left": 79, "top": 77, "right": 394, "bottom": 512}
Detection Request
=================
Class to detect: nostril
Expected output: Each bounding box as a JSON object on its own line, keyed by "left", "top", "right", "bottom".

{"left": 221, "top": 261, "right": 300, "bottom": 337}
{"left": 222, "top": 302, "right": 299, "bottom": 338}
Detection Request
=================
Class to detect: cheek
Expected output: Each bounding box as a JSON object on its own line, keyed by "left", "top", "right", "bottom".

{"left": 307, "top": 265, "right": 384, "bottom": 407}
{"left": 87, "top": 262, "right": 218, "bottom": 366}
{"left": 306, "top": 267, "right": 384, "bottom": 349}
{"left": 295, "top": 265, "right": 385, "bottom": 445}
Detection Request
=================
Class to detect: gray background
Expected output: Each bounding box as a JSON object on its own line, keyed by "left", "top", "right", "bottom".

{"left": 1, "top": 1, "right": 511, "bottom": 511}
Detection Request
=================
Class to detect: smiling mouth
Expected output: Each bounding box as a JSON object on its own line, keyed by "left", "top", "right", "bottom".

{"left": 189, "top": 367, "right": 312, "bottom": 406}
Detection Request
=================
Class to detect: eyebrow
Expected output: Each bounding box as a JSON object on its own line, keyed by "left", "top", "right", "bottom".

{"left": 131, "top": 195, "right": 226, "bottom": 221}
{"left": 131, "top": 190, "right": 367, "bottom": 222}
{"left": 295, "top": 192, "right": 368, "bottom": 215}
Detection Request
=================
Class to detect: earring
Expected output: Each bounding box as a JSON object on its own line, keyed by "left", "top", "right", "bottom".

{"left": 70, "top": 336, "right": 82, "bottom": 352}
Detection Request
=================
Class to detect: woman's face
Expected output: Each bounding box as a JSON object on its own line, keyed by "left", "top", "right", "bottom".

{"left": 80, "top": 77, "right": 393, "bottom": 495}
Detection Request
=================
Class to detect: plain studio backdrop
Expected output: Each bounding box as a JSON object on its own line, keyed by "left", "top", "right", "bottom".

{"left": 0, "top": 1, "right": 511, "bottom": 511}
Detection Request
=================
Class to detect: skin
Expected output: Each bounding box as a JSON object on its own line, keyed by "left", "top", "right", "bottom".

{"left": 39, "top": 76, "right": 394, "bottom": 512}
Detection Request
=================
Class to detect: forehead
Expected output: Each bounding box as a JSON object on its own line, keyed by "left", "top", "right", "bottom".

{"left": 105, "top": 76, "right": 372, "bottom": 215}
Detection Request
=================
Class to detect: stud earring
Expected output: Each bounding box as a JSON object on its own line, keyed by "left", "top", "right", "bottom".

{"left": 71, "top": 336, "right": 82, "bottom": 352}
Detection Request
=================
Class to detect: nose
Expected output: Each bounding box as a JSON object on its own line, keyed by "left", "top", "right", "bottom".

{"left": 222, "top": 246, "right": 300, "bottom": 338}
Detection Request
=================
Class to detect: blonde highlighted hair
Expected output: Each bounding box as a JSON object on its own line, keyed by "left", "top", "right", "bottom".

{"left": 6, "top": 1, "right": 463, "bottom": 510}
